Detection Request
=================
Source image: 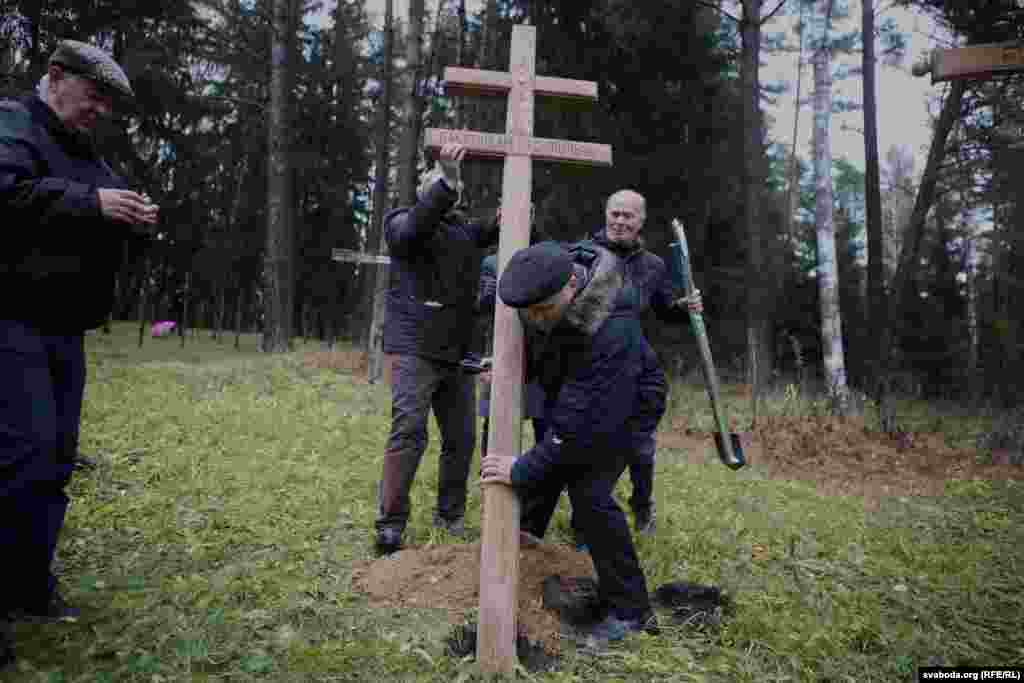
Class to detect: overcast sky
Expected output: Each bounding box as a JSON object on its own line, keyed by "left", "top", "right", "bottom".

{"left": 321, "top": 0, "right": 946, "bottom": 178}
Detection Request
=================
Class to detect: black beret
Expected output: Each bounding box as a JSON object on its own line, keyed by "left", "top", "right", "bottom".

{"left": 498, "top": 241, "right": 573, "bottom": 308}
{"left": 49, "top": 40, "right": 134, "bottom": 99}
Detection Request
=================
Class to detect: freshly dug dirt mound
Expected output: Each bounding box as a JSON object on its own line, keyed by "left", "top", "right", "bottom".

{"left": 661, "top": 414, "right": 1024, "bottom": 509}
{"left": 351, "top": 541, "right": 595, "bottom": 654}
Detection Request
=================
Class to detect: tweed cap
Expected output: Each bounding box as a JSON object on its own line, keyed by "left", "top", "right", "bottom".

{"left": 49, "top": 40, "right": 133, "bottom": 99}
{"left": 498, "top": 241, "right": 573, "bottom": 308}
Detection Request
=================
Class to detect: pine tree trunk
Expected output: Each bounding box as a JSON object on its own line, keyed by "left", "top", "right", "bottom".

{"left": 882, "top": 79, "right": 966, "bottom": 392}
{"left": 812, "top": 0, "right": 849, "bottom": 410}
{"left": 262, "top": 0, "right": 297, "bottom": 353}
{"left": 396, "top": 0, "right": 426, "bottom": 206}
{"left": 741, "top": 0, "right": 772, "bottom": 421}
{"left": 234, "top": 285, "right": 245, "bottom": 351}
{"left": 137, "top": 257, "right": 151, "bottom": 348}
{"left": 785, "top": 0, "right": 807, "bottom": 253}
{"left": 179, "top": 271, "right": 191, "bottom": 349}
{"left": 368, "top": 0, "right": 395, "bottom": 384}
{"left": 455, "top": 0, "right": 467, "bottom": 129}
{"left": 863, "top": 0, "right": 886, "bottom": 398}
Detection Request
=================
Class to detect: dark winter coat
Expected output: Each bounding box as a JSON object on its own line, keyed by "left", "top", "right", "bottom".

{"left": 584, "top": 230, "right": 690, "bottom": 325}
{"left": 0, "top": 95, "right": 136, "bottom": 333}
{"left": 510, "top": 243, "right": 668, "bottom": 490}
{"left": 382, "top": 179, "right": 499, "bottom": 363}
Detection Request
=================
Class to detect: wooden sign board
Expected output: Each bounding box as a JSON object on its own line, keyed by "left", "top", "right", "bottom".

{"left": 930, "top": 42, "right": 1024, "bottom": 82}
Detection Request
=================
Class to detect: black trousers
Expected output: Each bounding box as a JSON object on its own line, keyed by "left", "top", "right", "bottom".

{"left": 376, "top": 354, "right": 476, "bottom": 532}
{"left": 531, "top": 423, "right": 655, "bottom": 538}
{"left": 0, "top": 320, "right": 84, "bottom": 615}
{"left": 519, "top": 445, "right": 651, "bottom": 621}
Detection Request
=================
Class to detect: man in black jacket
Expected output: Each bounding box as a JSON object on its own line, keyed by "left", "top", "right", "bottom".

{"left": 574, "top": 189, "right": 699, "bottom": 537}
{"left": 0, "top": 40, "right": 157, "bottom": 668}
{"left": 480, "top": 240, "right": 664, "bottom": 642}
{"left": 375, "top": 142, "right": 499, "bottom": 555}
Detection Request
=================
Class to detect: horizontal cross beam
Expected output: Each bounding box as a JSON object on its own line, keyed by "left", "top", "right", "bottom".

{"left": 423, "top": 128, "right": 613, "bottom": 167}
{"left": 332, "top": 248, "right": 390, "bottom": 265}
{"left": 927, "top": 42, "right": 1024, "bottom": 82}
{"left": 442, "top": 66, "right": 598, "bottom": 101}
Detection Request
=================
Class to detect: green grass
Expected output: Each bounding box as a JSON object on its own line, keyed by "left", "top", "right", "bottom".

{"left": 6, "top": 322, "right": 1022, "bottom": 681}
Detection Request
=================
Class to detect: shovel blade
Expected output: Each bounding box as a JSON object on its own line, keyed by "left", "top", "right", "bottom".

{"left": 713, "top": 432, "right": 746, "bottom": 470}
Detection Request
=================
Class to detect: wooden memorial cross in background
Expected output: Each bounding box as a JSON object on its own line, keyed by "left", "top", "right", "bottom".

{"left": 914, "top": 41, "right": 1024, "bottom": 149}
{"left": 918, "top": 41, "right": 1024, "bottom": 82}
{"left": 423, "top": 24, "right": 611, "bottom": 675}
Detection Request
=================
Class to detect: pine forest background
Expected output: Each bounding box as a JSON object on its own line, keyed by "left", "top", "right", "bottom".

{"left": 3, "top": 0, "right": 1024, "bottom": 410}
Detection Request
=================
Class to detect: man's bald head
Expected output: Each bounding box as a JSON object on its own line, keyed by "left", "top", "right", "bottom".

{"left": 604, "top": 189, "right": 646, "bottom": 248}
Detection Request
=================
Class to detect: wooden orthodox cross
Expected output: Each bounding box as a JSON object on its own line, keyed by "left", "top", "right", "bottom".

{"left": 423, "top": 24, "right": 612, "bottom": 674}
{"left": 914, "top": 41, "right": 1024, "bottom": 148}
{"left": 918, "top": 41, "right": 1024, "bottom": 82}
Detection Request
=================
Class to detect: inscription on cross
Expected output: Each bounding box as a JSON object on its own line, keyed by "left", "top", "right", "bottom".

{"left": 423, "top": 25, "right": 612, "bottom": 675}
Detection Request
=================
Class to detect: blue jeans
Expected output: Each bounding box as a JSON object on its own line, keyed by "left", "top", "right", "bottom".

{"left": 0, "top": 320, "right": 85, "bottom": 614}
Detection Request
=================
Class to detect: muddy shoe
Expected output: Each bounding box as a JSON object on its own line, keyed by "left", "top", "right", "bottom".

{"left": 374, "top": 527, "right": 403, "bottom": 556}
{"left": 541, "top": 575, "right": 602, "bottom": 625}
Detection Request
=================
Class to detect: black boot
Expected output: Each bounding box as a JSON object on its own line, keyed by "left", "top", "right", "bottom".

{"left": 374, "top": 527, "right": 403, "bottom": 556}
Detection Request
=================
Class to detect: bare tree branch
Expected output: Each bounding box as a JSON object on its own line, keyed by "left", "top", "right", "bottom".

{"left": 760, "top": 0, "right": 788, "bottom": 25}
{"left": 696, "top": 0, "right": 740, "bottom": 24}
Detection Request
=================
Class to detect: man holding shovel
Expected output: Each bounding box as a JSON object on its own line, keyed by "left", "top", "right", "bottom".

{"left": 541, "top": 190, "right": 700, "bottom": 542}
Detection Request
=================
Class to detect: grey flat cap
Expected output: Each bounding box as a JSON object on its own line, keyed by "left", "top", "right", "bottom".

{"left": 49, "top": 40, "right": 134, "bottom": 99}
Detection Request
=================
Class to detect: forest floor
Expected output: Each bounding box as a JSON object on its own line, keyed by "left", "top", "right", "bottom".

{"left": 5, "top": 324, "right": 1022, "bottom": 682}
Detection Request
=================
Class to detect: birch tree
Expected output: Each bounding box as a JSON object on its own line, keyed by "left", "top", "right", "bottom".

{"left": 810, "top": 0, "right": 850, "bottom": 407}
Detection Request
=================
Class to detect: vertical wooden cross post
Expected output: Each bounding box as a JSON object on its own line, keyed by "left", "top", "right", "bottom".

{"left": 423, "top": 24, "right": 611, "bottom": 675}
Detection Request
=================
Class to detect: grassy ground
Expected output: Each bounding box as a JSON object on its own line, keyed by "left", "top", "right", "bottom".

{"left": 6, "top": 322, "right": 1022, "bottom": 682}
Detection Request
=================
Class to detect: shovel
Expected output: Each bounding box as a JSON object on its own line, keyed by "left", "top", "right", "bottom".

{"left": 668, "top": 219, "right": 746, "bottom": 470}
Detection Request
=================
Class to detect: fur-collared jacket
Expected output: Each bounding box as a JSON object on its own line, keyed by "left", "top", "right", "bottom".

{"left": 583, "top": 231, "right": 690, "bottom": 325}
{"left": 383, "top": 178, "right": 499, "bottom": 364}
{"left": 511, "top": 242, "right": 667, "bottom": 489}
{"left": 0, "top": 96, "right": 135, "bottom": 333}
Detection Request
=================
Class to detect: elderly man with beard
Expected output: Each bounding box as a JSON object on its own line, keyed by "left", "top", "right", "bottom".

{"left": 0, "top": 40, "right": 158, "bottom": 668}
{"left": 480, "top": 240, "right": 666, "bottom": 643}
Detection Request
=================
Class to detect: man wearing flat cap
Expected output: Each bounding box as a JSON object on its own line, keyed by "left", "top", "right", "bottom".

{"left": 480, "top": 240, "right": 668, "bottom": 643}
{"left": 0, "top": 40, "right": 157, "bottom": 667}
{"left": 373, "top": 142, "right": 499, "bottom": 556}
{"left": 541, "top": 189, "right": 698, "bottom": 546}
